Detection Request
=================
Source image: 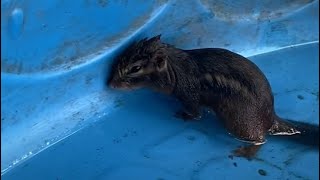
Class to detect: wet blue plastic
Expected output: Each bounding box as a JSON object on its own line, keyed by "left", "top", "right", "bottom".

{"left": 1, "top": 0, "right": 319, "bottom": 179}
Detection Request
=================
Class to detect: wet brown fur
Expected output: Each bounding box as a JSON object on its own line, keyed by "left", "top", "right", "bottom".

{"left": 108, "top": 35, "right": 318, "bottom": 157}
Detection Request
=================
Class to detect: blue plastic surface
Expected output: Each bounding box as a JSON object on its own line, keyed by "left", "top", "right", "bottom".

{"left": 1, "top": 0, "right": 319, "bottom": 179}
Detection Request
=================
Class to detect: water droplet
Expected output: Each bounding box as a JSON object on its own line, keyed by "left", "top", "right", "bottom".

{"left": 8, "top": 8, "right": 24, "bottom": 39}
{"left": 12, "top": 159, "right": 19, "bottom": 165}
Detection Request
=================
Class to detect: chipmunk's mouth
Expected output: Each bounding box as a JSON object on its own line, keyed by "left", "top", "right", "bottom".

{"left": 108, "top": 79, "right": 141, "bottom": 91}
{"left": 108, "top": 76, "right": 146, "bottom": 91}
{"left": 108, "top": 80, "right": 131, "bottom": 90}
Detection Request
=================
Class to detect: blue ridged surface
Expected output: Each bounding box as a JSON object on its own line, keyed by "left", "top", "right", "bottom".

{"left": 1, "top": 0, "right": 319, "bottom": 179}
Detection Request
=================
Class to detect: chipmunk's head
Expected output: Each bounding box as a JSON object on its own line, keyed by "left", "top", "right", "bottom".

{"left": 108, "top": 35, "right": 169, "bottom": 90}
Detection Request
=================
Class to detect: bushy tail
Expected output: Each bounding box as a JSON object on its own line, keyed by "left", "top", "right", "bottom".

{"left": 269, "top": 117, "right": 319, "bottom": 149}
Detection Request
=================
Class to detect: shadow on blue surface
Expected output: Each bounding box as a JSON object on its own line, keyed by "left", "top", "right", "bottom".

{"left": 1, "top": 0, "right": 319, "bottom": 179}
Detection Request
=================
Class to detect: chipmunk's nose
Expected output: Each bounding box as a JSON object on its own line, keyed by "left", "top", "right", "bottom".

{"left": 109, "top": 82, "right": 115, "bottom": 89}
{"left": 108, "top": 76, "right": 124, "bottom": 89}
{"left": 107, "top": 76, "right": 116, "bottom": 88}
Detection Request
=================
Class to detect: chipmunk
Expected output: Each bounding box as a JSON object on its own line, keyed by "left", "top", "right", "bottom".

{"left": 107, "top": 35, "right": 319, "bottom": 159}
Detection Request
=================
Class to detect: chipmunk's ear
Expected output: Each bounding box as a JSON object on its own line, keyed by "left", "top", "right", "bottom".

{"left": 148, "top": 34, "right": 161, "bottom": 43}
{"left": 155, "top": 56, "right": 167, "bottom": 72}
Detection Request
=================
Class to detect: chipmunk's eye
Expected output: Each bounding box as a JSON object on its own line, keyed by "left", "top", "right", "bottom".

{"left": 129, "top": 65, "right": 141, "bottom": 74}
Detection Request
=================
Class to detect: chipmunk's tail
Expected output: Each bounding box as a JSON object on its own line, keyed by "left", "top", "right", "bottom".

{"left": 269, "top": 116, "right": 319, "bottom": 149}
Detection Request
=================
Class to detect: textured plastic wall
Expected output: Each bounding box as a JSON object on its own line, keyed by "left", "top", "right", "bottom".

{"left": 1, "top": 0, "right": 319, "bottom": 179}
